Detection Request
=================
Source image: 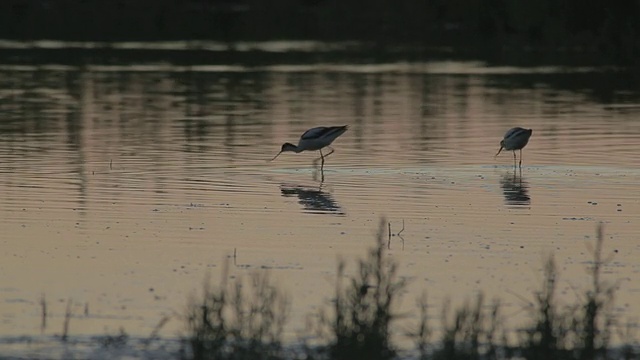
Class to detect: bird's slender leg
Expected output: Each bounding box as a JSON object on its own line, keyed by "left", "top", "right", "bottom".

{"left": 323, "top": 146, "right": 335, "bottom": 158}
{"left": 512, "top": 151, "right": 517, "bottom": 167}
{"left": 319, "top": 149, "right": 325, "bottom": 171}
{"left": 519, "top": 149, "right": 523, "bottom": 168}
{"left": 314, "top": 147, "right": 335, "bottom": 164}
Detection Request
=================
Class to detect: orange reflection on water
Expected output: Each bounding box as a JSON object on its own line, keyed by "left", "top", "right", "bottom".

{"left": 0, "top": 62, "right": 639, "bottom": 349}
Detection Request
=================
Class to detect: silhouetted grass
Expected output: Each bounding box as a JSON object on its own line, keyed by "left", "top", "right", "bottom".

{"left": 315, "top": 218, "right": 407, "bottom": 360}
{"left": 409, "top": 293, "right": 432, "bottom": 360}
{"left": 12, "top": 221, "right": 634, "bottom": 359}
{"left": 61, "top": 298, "right": 73, "bottom": 342}
{"left": 178, "top": 221, "right": 637, "bottom": 360}
{"left": 516, "top": 223, "right": 622, "bottom": 360}
{"left": 14, "top": 222, "right": 637, "bottom": 359}
{"left": 430, "top": 294, "right": 505, "bottom": 360}
{"left": 518, "top": 255, "right": 576, "bottom": 360}
{"left": 185, "top": 262, "right": 289, "bottom": 360}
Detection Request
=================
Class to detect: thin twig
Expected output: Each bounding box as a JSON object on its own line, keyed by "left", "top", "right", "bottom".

{"left": 40, "top": 293, "right": 47, "bottom": 333}
{"left": 388, "top": 220, "right": 406, "bottom": 250}
{"left": 398, "top": 219, "right": 405, "bottom": 236}
{"left": 144, "top": 314, "right": 171, "bottom": 346}
{"left": 62, "top": 299, "right": 73, "bottom": 342}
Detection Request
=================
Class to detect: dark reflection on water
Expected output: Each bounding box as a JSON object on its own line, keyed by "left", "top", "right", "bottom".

{"left": 500, "top": 170, "right": 531, "bottom": 208}
{"left": 486, "top": 72, "right": 640, "bottom": 106}
{"left": 0, "top": 65, "right": 638, "bottom": 144}
{"left": 2, "top": 50, "right": 640, "bottom": 347}
{"left": 0, "top": 58, "right": 639, "bottom": 189}
{"left": 280, "top": 183, "right": 344, "bottom": 215}
{"left": 0, "top": 69, "right": 275, "bottom": 140}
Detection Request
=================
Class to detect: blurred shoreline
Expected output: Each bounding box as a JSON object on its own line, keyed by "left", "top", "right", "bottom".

{"left": 0, "top": 1, "right": 638, "bottom": 67}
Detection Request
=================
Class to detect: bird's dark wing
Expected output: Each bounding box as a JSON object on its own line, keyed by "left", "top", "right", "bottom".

{"left": 504, "top": 127, "right": 528, "bottom": 140}
{"left": 301, "top": 126, "right": 349, "bottom": 140}
{"left": 301, "top": 127, "right": 331, "bottom": 140}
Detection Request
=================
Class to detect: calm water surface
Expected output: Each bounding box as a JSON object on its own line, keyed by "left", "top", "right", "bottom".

{"left": 1, "top": 52, "right": 640, "bottom": 354}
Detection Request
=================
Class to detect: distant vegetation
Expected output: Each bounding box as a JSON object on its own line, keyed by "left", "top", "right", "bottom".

{"left": 0, "top": 0, "right": 638, "bottom": 65}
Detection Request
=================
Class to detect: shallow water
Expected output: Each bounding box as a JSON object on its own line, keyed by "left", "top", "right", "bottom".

{"left": 1, "top": 48, "right": 640, "bottom": 356}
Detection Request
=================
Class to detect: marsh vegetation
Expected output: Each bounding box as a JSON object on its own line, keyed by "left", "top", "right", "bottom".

{"left": 183, "top": 220, "right": 637, "bottom": 360}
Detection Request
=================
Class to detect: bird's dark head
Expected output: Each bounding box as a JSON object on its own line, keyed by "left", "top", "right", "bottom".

{"left": 270, "top": 143, "right": 298, "bottom": 161}
{"left": 280, "top": 143, "right": 297, "bottom": 152}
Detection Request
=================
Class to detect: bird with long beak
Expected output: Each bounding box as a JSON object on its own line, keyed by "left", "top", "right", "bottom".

{"left": 271, "top": 125, "right": 348, "bottom": 168}
{"left": 495, "top": 127, "right": 533, "bottom": 168}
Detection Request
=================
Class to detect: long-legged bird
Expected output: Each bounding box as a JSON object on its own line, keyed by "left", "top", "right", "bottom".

{"left": 271, "top": 126, "right": 348, "bottom": 168}
{"left": 495, "top": 127, "right": 533, "bottom": 168}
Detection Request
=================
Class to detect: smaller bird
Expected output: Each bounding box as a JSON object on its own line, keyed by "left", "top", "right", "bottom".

{"left": 495, "top": 127, "right": 533, "bottom": 168}
{"left": 270, "top": 125, "right": 348, "bottom": 168}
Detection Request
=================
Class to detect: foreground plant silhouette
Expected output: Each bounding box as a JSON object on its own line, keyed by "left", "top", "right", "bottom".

{"left": 317, "top": 217, "right": 407, "bottom": 360}
{"left": 520, "top": 223, "right": 620, "bottom": 360}
{"left": 185, "top": 263, "right": 289, "bottom": 360}
{"left": 182, "top": 222, "right": 636, "bottom": 360}
{"left": 405, "top": 222, "right": 630, "bottom": 360}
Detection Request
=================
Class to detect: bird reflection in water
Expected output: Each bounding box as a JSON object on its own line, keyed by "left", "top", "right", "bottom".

{"left": 312, "top": 158, "right": 326, "bottom": 182}
{"left": 500, "top": 169, "right": 531, "bottom": 207}
{"left": 280, "top": 182, "right": 345, "bottom": 215}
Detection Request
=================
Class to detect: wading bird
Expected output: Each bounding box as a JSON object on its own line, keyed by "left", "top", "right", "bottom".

{"left": 495, "top": 127, "right": 533, "bottom": 168}
{"left": 270, "top": 125, "right": 348, "bottom": 168}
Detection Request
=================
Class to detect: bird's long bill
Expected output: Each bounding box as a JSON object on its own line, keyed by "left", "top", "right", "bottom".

{"left": 494, "top": 146, "right": 503, "bottom": 158}
{"left": 270, "top": 151, "right": 283, "bottom": 161}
